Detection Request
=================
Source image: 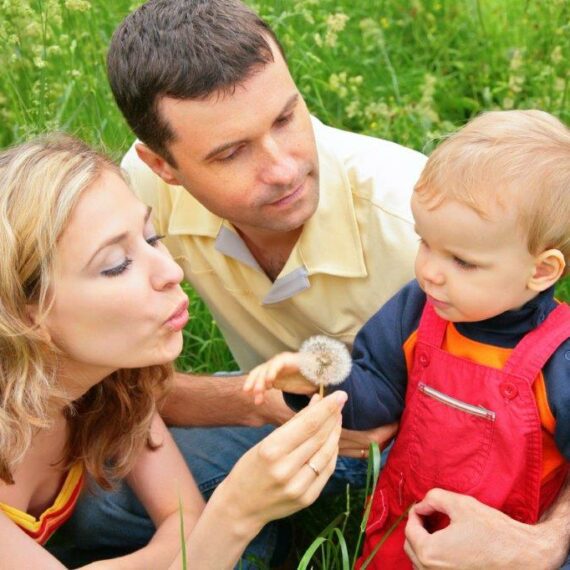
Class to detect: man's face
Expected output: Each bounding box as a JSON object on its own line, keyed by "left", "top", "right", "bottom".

{"left": 143, "top": 43, "right": 319, "bottom": 239}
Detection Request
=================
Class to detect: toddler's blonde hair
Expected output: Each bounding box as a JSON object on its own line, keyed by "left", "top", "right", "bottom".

{"left": 415, "top": 110, "right": 570, "bottom": 275}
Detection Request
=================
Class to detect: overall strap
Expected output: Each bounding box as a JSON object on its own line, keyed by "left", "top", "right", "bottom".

{"left": 503, "top": 303, "right": 570, "bottom": 383}
{"left": 416, "top": 302, "right": 448, "bottom": 348}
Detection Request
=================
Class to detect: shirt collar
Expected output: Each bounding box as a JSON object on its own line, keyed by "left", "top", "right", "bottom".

{"left": 166, "top": 118, "right": 367, "bottom": 280}
{"left": 456, "top": 286, "right": 558, "bottom": 346}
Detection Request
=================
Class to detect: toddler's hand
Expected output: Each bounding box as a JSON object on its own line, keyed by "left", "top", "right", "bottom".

{"left": 243, "top": 352, "right": 317, "bottom": 405}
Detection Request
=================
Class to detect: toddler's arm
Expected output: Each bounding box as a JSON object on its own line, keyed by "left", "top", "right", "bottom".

{"left": 243, "top": 352, "right": 318, "bottom": 405}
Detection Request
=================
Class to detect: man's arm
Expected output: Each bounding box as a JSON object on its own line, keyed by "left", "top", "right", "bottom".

{"left": 404, "top": 480, "right": 570, "bottom": 569}
{"left": 159, "top": 371, "right": 294, "bottom": 427}
{"left": 161, "top": 372, "right": 399, "bottom": 458}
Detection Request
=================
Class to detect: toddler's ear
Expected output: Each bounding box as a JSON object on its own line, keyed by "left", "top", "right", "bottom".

{"left": 527, "top": 249, "right": 565, "bottom": 292}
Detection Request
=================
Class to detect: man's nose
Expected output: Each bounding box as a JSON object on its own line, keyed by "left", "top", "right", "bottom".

{"left": 259, "top": 136, "right": 297, "bottom": 186}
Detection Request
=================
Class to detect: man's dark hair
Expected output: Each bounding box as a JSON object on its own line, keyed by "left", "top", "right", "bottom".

{"left": 107, "top": 0, "right": 285, "bottom": 164}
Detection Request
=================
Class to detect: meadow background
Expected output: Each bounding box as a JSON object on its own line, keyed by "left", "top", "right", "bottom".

{"left": 1, "top": 0, "right": 569, "bottom": 566}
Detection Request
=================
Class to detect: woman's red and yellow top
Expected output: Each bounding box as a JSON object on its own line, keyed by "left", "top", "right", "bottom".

{"left": 0, "top": 462, "right": 84, "bottom": 545}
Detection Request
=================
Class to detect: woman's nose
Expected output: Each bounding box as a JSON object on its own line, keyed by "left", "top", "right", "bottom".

{"left": 151, "top": 248, "right": 184, "bottom": 290}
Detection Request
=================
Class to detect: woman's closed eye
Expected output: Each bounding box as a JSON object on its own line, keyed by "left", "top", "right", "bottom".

{"left": 101, "top": 235, "right": 165, "bottom": 277}
{"left": 102, "top": 257, "right": 133, "bottom": 277}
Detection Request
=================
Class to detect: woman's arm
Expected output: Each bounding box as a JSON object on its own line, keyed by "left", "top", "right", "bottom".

{"left": 0, "top": 511, "right": 66, "bottom": 569}
{"left": 82, "top": 392, "right": 345, "bottom": 570}
{"left": 79, "top": 413, "right": 205, "bottom": 569}
{"left": 171, "top": 391, "right": 347, "bottom": 569}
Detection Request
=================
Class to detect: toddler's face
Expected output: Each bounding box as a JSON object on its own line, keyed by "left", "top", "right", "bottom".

{"left": 411, "top": 193, "right": 539, "bottom": 322}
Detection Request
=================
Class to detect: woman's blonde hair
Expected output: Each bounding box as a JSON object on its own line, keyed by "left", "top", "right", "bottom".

{"left": 0, "top": 133, "right": 172, "bottom": 488}
{"left": 415, "top": 110, "right": 570, "bottom": 275}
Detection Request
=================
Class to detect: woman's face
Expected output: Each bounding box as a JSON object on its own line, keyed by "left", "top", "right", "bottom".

{"left": 42, "top": 168, "right": 187, "bottom": 388}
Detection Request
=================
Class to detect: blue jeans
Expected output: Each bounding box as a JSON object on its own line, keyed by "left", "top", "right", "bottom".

{"left": 46, "top": 424, "right": 367, "bottom": 569}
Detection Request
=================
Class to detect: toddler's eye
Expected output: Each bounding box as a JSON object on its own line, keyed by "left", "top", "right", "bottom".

{"left": 453, "top": 256, "right": 476, "bottom": 270}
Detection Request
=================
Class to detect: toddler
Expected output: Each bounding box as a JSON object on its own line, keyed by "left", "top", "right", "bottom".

{"left": 244, "top": 110, "right": 570, "bottom": 568}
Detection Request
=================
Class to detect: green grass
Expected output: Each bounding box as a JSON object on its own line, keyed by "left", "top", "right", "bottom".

{"left": 1, "top": 0, "right": 569, "bottom": 566}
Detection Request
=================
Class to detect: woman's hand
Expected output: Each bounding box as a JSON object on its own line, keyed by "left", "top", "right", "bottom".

{"left": 220, "top": 391, "right": 346, "bottom": 528}
{"left": 174, "top": 392, "right": 347, "bottom": 569}
{"left": 243, "top": 351, "right": 317, "bottom": 405}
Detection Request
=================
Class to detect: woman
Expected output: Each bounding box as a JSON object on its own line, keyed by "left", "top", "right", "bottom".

{"left": 0, "top": 133, "right": 346, "bottom": 569}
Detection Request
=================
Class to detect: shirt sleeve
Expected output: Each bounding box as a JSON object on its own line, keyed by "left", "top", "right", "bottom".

{"left": 544, "top": 337, "right": 570, "bottom": 461}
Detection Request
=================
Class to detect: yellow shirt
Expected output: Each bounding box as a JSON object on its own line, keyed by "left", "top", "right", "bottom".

{"left": 122, "top": 118, "right": 427, "bottom": 370}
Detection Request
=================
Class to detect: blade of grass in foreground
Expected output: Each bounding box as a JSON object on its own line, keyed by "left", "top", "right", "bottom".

{"left": 178, "top": 493, "right": 187, "bottom": 570}
{"left": 351, "top": 442, "right": 382, "bottom": 568}
{"left": 359, "top": 504, "right": 413, "bottom": 570}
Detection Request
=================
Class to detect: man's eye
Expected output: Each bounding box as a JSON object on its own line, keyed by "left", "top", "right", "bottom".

{"left": 218, "top": 147, "right": 241, "bottom": 162}
{"left": 146, "top": 234, "right": 165, "bottom": 247}
{"left": 101, "top": 258, "right": 133, "bottom": 277}
{"left": 276, "top": 113, "right": 293, "bottom": 126}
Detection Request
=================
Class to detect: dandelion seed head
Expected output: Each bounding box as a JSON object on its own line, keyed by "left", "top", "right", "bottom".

{"left": 299, "top": 335, "right": 351, "bottom": 386}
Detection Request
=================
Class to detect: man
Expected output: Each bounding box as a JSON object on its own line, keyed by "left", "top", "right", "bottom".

{"left": 103, "top": 0, "right": 569, "bottom": 568}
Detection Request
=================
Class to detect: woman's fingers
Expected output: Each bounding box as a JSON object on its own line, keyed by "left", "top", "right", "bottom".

{"left": 278, "top": 419, "right": 342, "bottom": 509}
{"left": 255, "top": 392, "right": 346, "bottom": 489}
{"left": 262, "top": 391, "right": 346, "bottom": 456}
{"left": 222, "top": 393, "right": 346, "bottom": 528}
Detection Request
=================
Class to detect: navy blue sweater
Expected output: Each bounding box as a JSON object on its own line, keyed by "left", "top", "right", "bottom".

{"left": 286, "top": 280, "right": 570, "bottom": 461}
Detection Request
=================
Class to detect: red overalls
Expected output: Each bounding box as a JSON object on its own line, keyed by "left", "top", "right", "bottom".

{"left": 358, "top": 302, "right": 570, "bottom": 569}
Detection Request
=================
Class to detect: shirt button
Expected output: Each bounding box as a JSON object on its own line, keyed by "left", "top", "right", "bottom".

{"left": 418, "top": 352, "right": 430, "bottom": 367}
{"left": 500, "top": 382, "right": 519, "bottom": 400}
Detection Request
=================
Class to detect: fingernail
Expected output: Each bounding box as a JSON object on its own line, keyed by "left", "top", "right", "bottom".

{"left": 332, "top": 391, "right": 347, "bottom": 407}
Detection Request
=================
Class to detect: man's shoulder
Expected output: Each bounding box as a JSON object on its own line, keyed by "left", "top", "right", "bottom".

{"left": 312, "top": 116, "right": 427, "bottom": 170}
{"left": 312, "top": 117, "right": 427, "bottom": 220}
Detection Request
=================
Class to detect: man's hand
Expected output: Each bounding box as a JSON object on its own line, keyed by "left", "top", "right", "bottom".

{"left": 338, "top": 424, "right": 397, "bottom": 459}
{"left": 404, "top": 488, "right": 566, "bottom": 570}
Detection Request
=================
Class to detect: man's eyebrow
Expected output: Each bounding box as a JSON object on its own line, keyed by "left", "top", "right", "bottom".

{"left": 203, "top": 93, "right": 300, "bottom": 161}
{"left": 85, "top": 206, "right": 152, "bottom": 269}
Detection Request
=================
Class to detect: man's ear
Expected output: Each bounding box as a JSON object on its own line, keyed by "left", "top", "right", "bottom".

{"left": 25, "top": 304, "right": 52, "bottom": 344}
{"left": 527, "top": 249, "right": 565, "bottom": 292}
{"left": 135, "top": 143, "right": 182, "bottom": 186}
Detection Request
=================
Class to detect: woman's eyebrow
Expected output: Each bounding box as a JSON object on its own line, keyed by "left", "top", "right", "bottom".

{"left": 85, "top": 206, "right": 152, "bottom": 269}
